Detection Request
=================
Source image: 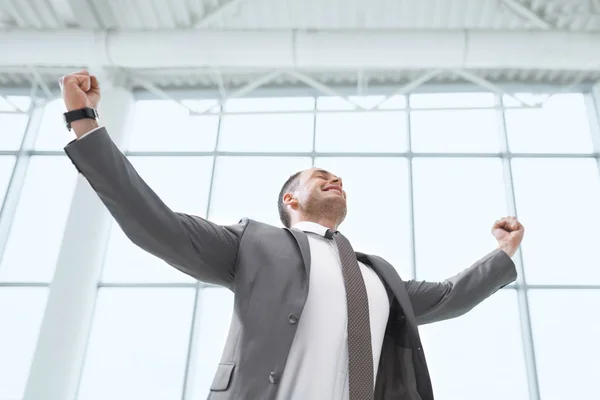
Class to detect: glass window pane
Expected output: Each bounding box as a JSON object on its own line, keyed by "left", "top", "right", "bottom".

{"left": 187, "top": 288, "right": 234, "bottom": 399}
{"left": 316, "top": 95, "right": 407, "bottom": 153}
{"left": 209, "top": 156, "right": 312, "bottom": 226}
{"left": 225, "top": 97, "right": 315, "bottom": 112}
{"left": 0, "top": 96, "right": 31, "bottom": 112}
{"left": 219, "top": 114, "right": 314, "bottom": 152}
{"left": 410, "top": 110, "right": 501, "bottom": 152}
{"left": 410, "top": 93, "right": 495, "bottom": 109}
{"left": 0, "top": 287, "right": 48, "bottom": 400}
{"left": 314, "top": 157, "right": 412, "bottom": 278}
{"left": 101, "top": 156, "right": 213, "bottom": 283}
{"left": 219, "top": 97, "right": 315, "bottom": 152}
{"left": 0, "top": 156, "right": 77, "bottom": 282}
{"left": 0, "top": 156, "right": 16, "bottom": 208}
{"left": 0, "top": 113, "right": 28, "bottom": 150}
{"left": 419, "top": 290, "right": 528, "bottom": 400}
{"left": 126, "top": 100, "right": 219, "bottom": 152}
{"left": 315, "top": 112, "right": 407, "bottom": 153}
{"left": 78, "top": 288, "right": 195, "bottom": 400}
{"left": 413, "top": 158, "right": 508, "bottom": 280}
{"left": 512, "top": 158, "right": 600, "bottom": 284}
{"left": 33, "top": 98, "right": 74, "bottom": 150}
{"left": 529, "top": 289, "right": 600, "bottom": 400}
{"left": 504, "top": 93, "right": 594, "bottom": 153}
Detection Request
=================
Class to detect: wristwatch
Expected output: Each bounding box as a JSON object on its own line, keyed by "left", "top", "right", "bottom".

{"left": 63, "top": 107, "right": 99, "bottom": 131}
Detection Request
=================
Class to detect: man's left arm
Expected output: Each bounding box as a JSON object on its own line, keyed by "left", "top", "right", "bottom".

{"left": 406, "top": 216, "right": 524, "bottom": 325}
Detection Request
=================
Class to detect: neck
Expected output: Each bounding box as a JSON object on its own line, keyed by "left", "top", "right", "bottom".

{"left": 294, "top": 215, "right": 338, "bottom": 231}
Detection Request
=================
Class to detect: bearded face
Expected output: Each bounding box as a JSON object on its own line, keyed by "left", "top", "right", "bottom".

{"left": 290, "top": 168, "right": 347, "bottom": 226}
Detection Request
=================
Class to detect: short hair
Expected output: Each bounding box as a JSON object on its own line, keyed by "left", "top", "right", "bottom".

{"left": 278, "top": 170, "right": 303, "bottom": 228}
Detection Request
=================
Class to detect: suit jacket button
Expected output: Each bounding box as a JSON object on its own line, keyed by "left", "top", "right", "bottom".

{"left": 269, "top": 372, "right": 278, "bottom": 384}
{"left": 288, "top": 313, "right": 298, "bottom": 324}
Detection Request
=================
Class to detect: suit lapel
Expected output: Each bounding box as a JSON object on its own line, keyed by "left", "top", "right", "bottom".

{"left": 356, "top": 252, "right": 421, "bottom": 344}
{"left": 285, "top": 228, "right": 312, "bottom": 276}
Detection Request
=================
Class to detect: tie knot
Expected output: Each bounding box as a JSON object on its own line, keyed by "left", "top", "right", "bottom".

{"left": 325, "top": 229, "right": 336, "bottom": 239}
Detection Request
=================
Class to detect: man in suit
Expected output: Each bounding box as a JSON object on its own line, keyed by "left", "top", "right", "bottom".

{"left": 60, "top": 70, "right": 524, "bottom": 400}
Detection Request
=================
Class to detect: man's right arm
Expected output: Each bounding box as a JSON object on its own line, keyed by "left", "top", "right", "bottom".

{"left": 60, "top": 70, "right": 244, "bottom": 288}
{"left": 65, "top": 126, "right": 244, "bottom": 288}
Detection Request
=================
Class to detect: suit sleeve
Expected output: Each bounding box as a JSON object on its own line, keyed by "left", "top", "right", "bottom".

{"left": 405, "top": 249, "right": 517, "bottom": 325}
{"left": 64, "top": 127, "right": 244, "bottom": 289}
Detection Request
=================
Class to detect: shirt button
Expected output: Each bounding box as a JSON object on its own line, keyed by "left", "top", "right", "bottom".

{"left": 288, "top": 313, "right": 298, "bottom": 324}
{"left": 269, "top": 372, "right": 278, "bottom": 384}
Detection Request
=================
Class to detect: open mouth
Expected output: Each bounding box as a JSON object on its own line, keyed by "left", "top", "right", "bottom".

{"left": 323, "top": 186, "right": 344, "bottom": 196}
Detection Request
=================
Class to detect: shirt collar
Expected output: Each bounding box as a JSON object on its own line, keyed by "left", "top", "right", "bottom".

{"left": 291, "top": 221, "right": 331, "bottom": 238}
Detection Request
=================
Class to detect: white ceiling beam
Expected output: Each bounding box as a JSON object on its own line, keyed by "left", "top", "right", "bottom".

{"left": 1, "top": 30, "right": 600, "bottom": 70}
{"left": 31, "top": 0, "right": 64, "bottom": 28}
{"left": 194, "top": 0, "right": 248, "bottom": 28}
{"left": 66, "top": 0, "right": 101, "bottom": 28}
{"left": 4, "top": 0, "right": 40, "bottom": 27}
{"left": 168, "top": 0, "right": 192, "bottom": 27}
{"left": 501, "top": 0, "right": 553, "bottom": 29}
{"left": 3, "top": 0, "right": 29, "bottom": 27}
{"left": 89, "top": 0, "right": 115, "bottom": 28}
{"left": 10, "top": 0, "right": 44, "bottom": 28}
{"left": 139, "top": 0, "right": 163, "bottom": 29}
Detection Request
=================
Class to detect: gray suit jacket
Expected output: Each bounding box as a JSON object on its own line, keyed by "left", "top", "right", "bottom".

{"left": 64, "top": 127, "right": 517, "bottom": 400}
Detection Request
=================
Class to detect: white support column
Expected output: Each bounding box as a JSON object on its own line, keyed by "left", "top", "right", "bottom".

{"left": 23, "top": 71, "right": 135, "bottom": 400}
{"left": 589, "top": 83, "right": 600, "bottom": 165}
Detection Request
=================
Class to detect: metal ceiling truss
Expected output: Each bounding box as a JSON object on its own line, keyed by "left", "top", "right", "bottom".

{"left": 28, "top": 67, "right": 54, "bottom": 100}
{"left": 3, "top": 66, "right": 590, "bottom": 116}
{"left": 211, "top": 67, "right": 228, "bottom": 101}
{"left": 0, "top": 94, "right": 27, "bottom": 113}
{"left": 127, "top": 67, "right": 548, "bottom": 116}
{"left": 286, "top": 70, "right": 369, "bottom": 111}
{"left": 452, "top": 69, "right": 535, "bottom": 107}
{"left": 368, "top": 69, "right": 443, "bottom": 110}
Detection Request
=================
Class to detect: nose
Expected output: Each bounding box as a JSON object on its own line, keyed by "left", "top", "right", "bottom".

{"left": 331, "top": 177, "right": 342, "bottom": 187}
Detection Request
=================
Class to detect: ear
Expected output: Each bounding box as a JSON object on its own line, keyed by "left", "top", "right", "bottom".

{"left": 283, "top": 192, "right": 298, "bottom": 208}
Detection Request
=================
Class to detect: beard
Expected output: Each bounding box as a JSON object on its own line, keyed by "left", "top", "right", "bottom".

{"left": 300, "top": 190, "right": 347, "bottom": 225}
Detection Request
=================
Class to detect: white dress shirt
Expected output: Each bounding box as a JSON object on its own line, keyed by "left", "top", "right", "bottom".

{"left": 275, "top": 221, "right": 390, "bottom": 400}
{"left": 77, "top": 126, "right": 103, "bottom": 139}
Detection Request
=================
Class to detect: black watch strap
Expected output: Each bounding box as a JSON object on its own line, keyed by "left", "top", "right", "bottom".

{"left": 63, "top": 107, "right": 99, "bottom": 131}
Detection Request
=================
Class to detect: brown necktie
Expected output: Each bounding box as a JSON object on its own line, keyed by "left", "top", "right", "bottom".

{"left": 326, "top": 229, "right": 374, "bottom": 400}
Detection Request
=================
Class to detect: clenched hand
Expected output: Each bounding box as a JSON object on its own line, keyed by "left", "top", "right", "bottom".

{"left": 492, "top": 216, "right": 524, "bottom": 258}
{"left": 59, "top": 69, "right": 101, "bottom": 137}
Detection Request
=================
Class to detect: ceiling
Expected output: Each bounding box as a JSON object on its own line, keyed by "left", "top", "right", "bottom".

{"left": 0, "top": 0, "right": 598, "bottom": 30}
{"left": 0, "top": 0, "right": 599, "bottom": 93}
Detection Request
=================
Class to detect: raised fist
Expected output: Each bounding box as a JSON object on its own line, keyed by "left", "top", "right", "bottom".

{"left": 492, "top": 216, "right": 525, "bottom": 258}
{"left": 59, "top": 69, "right": 100, "bottom": 112}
